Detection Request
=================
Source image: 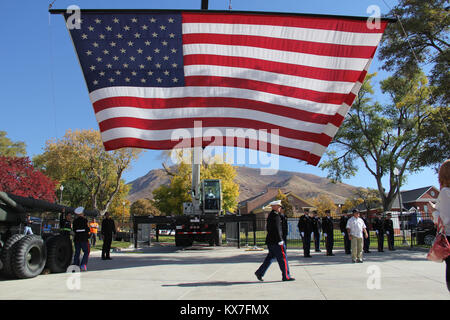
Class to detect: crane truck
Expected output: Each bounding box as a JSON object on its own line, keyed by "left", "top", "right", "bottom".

{"left": 134, "top": 147, "right": 256, "bottom": 247}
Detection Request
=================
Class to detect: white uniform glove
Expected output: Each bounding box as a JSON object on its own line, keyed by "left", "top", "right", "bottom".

{"left": 386, "top": 231, "right": 390, "bottom": 235}
{"left": 278, "top": 241, "right": 284, "bottom": 246}
{"left": 324, "top": 233, "right": 327, "bottom": 237}
{"left": 301, "top": 232, "right": 304, "bottom": 237}
{"left": 342, "top": 232, "right": 345, "bottom": 236}
{"left": 375, "top": 230, "right": 379, "bottom": 235}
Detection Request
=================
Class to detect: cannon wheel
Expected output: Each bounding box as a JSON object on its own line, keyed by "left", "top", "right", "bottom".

{"left": 12, "top": 235, "right": 47, "bottom": 279}
{"left": 45, "top": 235, "right": 73, "bottom": 273}
{"left": 0, "top": 234, "right": 25, "bottom": 278}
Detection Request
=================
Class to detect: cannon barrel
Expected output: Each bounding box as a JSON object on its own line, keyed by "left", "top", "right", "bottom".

{"left": 0, "top": 192, "right": 99, "bottom": 218}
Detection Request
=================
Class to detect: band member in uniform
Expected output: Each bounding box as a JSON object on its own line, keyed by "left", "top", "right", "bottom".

{"left": 373, "top": 212, "right": 384, "bottom": 252}
{"left": 298, "top": 208, "right": 313, "bottom": 258}
{"left": 101, "top": 212, "right": 117, "bottom": 260}
{"left": 59, "top": 207, "right": 72, "bottom": 237}
{"left": 72, "top": 207, "right": 90, "bottom": 271}
{"left": 361, "top": 212, "right": 371, "bottom": 253}
{"left": 255, "top": 200, "right": 294, "bottom": 281}
{"left": 312, "top": 210, "right": 322, "bottom": 252}
{"left": 322, "top": 209, "right": 335, "bottom": 256}
{"left": 384, "top": 213, "right": 396, "bottom": 251}
{"left": 340, "top": 210, "right": 351, "bottom": 254}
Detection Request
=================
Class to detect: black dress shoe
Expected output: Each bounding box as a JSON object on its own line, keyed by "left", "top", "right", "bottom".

{"left": 283, "top": 278, "right": 295, "bottom": 281}
{"left": 304, "top": 255, "right": 312, "bottom": 258}
{"left": 326, "top": 253, "right": 335, "bottom": 256}
{"left": 106, "top": 257, "right": 113, "bottom": 260}
{"left": 255, "top": 272, "right": 263, "bottom": 281}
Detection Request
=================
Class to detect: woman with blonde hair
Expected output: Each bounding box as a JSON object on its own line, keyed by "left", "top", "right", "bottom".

{"left": 429, "top": 159, "right": 450, "bottom": 291}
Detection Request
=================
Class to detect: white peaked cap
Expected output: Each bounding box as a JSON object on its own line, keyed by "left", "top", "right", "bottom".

{"left": 269, "top": 200, "right": 282, "bottom": 206}
{"left": 74, "top": 206, "right": 85, "bottom": 215}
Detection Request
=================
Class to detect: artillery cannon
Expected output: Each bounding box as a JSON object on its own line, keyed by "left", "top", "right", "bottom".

{"left": 0, "top": 192, "right": 99, "bottom": 279}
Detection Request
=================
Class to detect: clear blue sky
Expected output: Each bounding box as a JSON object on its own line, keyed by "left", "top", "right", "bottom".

{"left": 0, "top": 0, "right": 439, "bottom": 192}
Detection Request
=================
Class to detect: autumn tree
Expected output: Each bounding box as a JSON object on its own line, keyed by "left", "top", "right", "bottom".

{"left": 308, "top": 194, "right": 337, "bottom": 217}
{"left": 276, "top": 189, "right": 294, "bottom": 217}
{"left": 354, "top": 188, "right": 383, "bottom": 212}
{"left": 0, "top": 157, "right": 57, "bottom": 202}
{"left": 319, "top": 72, "right": 433, "bottom": 211}
{"left": 342, "top": 198, "right": 363, "bottom": 212}
{"left": 152, "top": 151, "right": 239, "bottom": 215}
{"left": 0, "top": 131, "right": 26, "bottom": 157}
{"left": 33, "top": 129, "right": 142, "bottom": 215}
{"left": 130, "top": 198, "right": 162, "bottom": 217}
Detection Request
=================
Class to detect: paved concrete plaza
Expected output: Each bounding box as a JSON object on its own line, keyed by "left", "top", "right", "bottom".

{"left": 0, "top": 245, "right": 448, "bottom": 300}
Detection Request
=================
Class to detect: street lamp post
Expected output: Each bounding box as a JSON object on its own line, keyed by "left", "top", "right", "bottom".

{"left": 59, "top": 185, "right": 64, "bottom": 204}
{"left": 393, "top": 168, "right": 408, "bottom": 245}
{"left": 122, "top": 201, "right": 126, "bottom": 227}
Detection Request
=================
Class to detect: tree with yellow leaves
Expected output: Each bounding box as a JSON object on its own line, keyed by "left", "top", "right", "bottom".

{"left": 33, "top": 129, "right": 142, "bottom": 215}
{"left": 152, "top": 150, "right": 239, "bottom": 215}
{"left": 308, "top": 194, "right": 337, "bottom": 217}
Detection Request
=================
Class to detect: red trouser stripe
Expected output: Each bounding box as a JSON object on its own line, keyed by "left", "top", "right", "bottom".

{"left": 280, "top": 244, "right": 289, "bottom": 279}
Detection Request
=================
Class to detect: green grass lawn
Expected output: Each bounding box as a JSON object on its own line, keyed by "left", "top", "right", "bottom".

{"left": 90, "top": 239, "right": 134, "bottom": 251}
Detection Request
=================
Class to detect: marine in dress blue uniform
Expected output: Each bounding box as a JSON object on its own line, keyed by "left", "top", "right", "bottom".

{"left": 255, "top": 200, "right": 295, "bottom": 282}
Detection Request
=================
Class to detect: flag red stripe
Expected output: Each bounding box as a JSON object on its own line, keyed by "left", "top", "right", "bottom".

{"left": 184, "top": 54, "right": 367, "bottom": 83}
{"left": 182, "top": 33, "right": 378, "bottom": 59}
{"left": 184, "top": 76, "right": 355, "bottom": 105}
{"left": 98, "top": 117, "right": 333, "bottom": 146}
{"left": 93, "top": 96, "right": 345, "bottom": 127}
{"left": 182, "top": 12, "right": 388, "bottom": 34}
{"left": 103, "top": 137, "right": 321, "bottom": 165}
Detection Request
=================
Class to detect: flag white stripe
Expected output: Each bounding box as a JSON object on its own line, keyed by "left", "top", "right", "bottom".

{"left": 182, "top": 23, "right": 383, "bottom": 47}
{"left": 184, "top": 64, "right": 355, "bottom": 94}
{"left": 100, "top": 127, "right": 327, "bottom": 157}
{"left": 183, "top": 43, "right": 369, "bottom": 71}
{"left": 95, "top": 107, "right": 339, "bottom": 135}
{"left": 89, "top": 87, "right": 347, "bottom": 115}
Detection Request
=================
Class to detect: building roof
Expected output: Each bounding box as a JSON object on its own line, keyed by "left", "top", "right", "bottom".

{"left": 399, "top": 186, "right": 434, "bottom": 203}
{"left": 391, "top": 186, "right": 439, "bottom": 210}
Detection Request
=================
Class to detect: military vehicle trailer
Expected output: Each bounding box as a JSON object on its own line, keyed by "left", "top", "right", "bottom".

{"left": 0, "top": 192, "right": 98, "bottom": 279}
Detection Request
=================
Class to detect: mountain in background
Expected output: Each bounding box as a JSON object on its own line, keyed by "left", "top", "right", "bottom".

{"left": 127, "top": 165, "right": 361, "bottom": 204}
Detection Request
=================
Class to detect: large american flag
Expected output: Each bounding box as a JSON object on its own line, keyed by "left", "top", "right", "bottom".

{"left": 63, "top": 10, "right": 388, "bottom": 165}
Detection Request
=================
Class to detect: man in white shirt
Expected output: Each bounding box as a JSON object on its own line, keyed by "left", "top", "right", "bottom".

{"left": 346, "top": 209, "right": 368, "bottom": 263}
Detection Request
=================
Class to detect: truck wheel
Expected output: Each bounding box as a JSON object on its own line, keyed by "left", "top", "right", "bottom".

{"left": 45, "top": 235, "right": 73, "bottom": 273}
{"left": 12, "top": 235, "right": 47, "bottom": 279}
{"left": 0, "top": 234, "right": 25, "bottom": 278}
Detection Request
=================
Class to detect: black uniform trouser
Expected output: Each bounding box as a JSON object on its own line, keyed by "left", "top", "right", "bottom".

{"left": 255, "top": 243, "right": 291, "bottom": 280}
{"left": 301, "top": 232, "right": 311, "bottom": 256}
{"left": 376, "top": 232, "right": 384, "bottom": 251}
{"left": 325, "top": 231, "right": 334, "bottom": 254}
{"left": 363, "top": 233, "right": 370, "bottom": 252}
{"left": 102, "top": 235, "right": 112, "bottom": 258}
{"left": 313, "top": 231, "right": 320, "bottom": 251}
{"left": 386, "top": 231, "right": 395, "bottom": 250}
{"left": 343, "top": 232, "right": 351, "bottom": 253}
